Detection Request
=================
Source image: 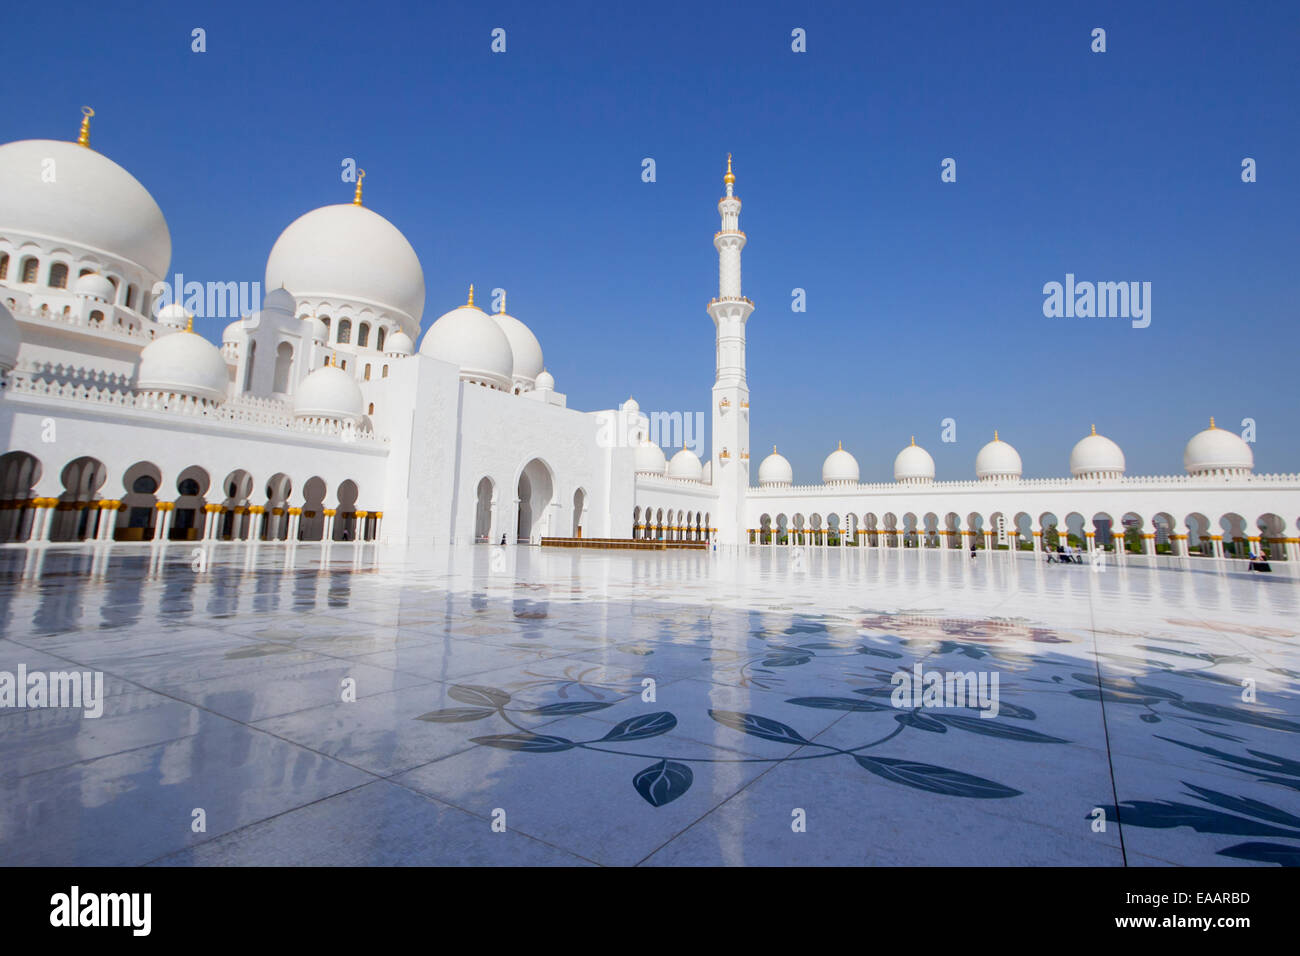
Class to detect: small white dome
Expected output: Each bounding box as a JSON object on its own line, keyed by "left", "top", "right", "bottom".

{"left": 1184, "top": 419, "right": 1253, "bottom": 476}
{"left": 418, "top": 293, "right": 514, "bottom": 389}
{"left": 0, "top": 300, "right": 21, "bottom": 372}
{"left": 758, "top": 446, "right": 794, "bottom": 486}
{"left": 1070, "top": 426, "right": 1126, "bottom": 478}
{"left": 635, "top": 440, "right": 667, "bottom": 475}
{"left": 535, "top": 368, "right": 554, "bottom": 391}
{"left": 894, "top": 439, "right": 935, "bottom": 483}
{"left": 74, "top": 272, "right": 115, "bottom": 302}
{"left": 222, "top": 320, "right": 243, "bottom": 345}
{"left": 975, "top": 433, "right": 1022, "bottom": 481}
{"left": 385, "top": 330, "right": 414, "bottom": 355}
{"left": 491, "top": 309, "right": 543, "bottom": 387}
{"left": 303, "top": 315, "right": 328, "bottom": 342}
{"left": 822, "top": 443, "right": 859, "bottom": 485}
{"left": 292, "top": 363, "right": 364, "bottom": 423}
{"left": 262, "top": 287, "right": 296, "bottom": 315}
{"left": 155, "top": 302, "right": 192, "bottom": 328}
{"left": 622, "top": 396, "right": 640, "bottom": 415}
{"left": 136, "top": 328, "right": 229, "bottom": 404}
{"left": 265, "top": 203, "right": 424, "bottom": 329}
{"left": 667, "top": 448, "right": 704, "bottom": 481}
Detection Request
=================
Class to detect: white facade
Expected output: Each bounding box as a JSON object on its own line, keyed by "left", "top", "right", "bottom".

{"left": 1, "top": 118, "right": 1298, "bottom": 565}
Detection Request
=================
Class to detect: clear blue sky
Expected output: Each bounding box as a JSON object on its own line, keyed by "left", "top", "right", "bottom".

{"left": 8, "top": 0, "right": 1298, "bottom": 481}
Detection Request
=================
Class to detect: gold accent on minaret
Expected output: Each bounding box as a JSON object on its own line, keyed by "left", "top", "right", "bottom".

{"left": 352, "top": 169, "right": 366, "bottom": 206}
{"left": 723, "top": 153, "right": 735, "bottom": 186}
{"left": 772, "top": 445, "right": 777, "bottom": 453}
{"left": 1209, "top": 416, "right": 1216, "bottom": 429}
{"left": 77, "top": 106, "right": 94, "bottom": 148}
{"left": 837, "top": 440, "right": 842, "bottom": 451}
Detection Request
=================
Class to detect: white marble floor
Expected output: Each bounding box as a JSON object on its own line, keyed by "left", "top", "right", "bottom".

{"left": 1, "top": 541, "right": 1297, "bottom": 866}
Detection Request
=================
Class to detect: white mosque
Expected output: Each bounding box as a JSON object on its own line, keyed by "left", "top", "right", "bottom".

{"left": 1, "top": 112, "right": 1298, "bottom": 565}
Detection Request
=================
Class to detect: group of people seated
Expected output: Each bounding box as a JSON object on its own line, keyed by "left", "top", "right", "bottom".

{"left": 1248, "top": 552, "right": 1273, "bottom": 573}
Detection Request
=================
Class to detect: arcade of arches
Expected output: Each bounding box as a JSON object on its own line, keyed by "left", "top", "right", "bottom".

{"left": 0, "top": 450, "right": 383, "bottom": 544}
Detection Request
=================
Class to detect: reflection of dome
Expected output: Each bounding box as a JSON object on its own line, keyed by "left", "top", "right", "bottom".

{"left": 1070, "top": 426, "right": 1125, "bottom": 478}
{"left": 894, "top": 438, "right": 935, "bottom": 484}
{"left": 822, "top": 442, "right": 859, "bottom": 485}
{"left": 758, "top": 446, "right": 793, "bottom": 487}
{"left": 535, "top": 368, "right": 554, "bottom": 391}
{"left": 667, "top": 448, "right": 703, "bottom": 481}
{"left": 155, "top": 302, "right": 192, "bottom": 328}
{"left": 74, "top": 272, "right": 115, "bottom": 302}
{"left": 491, "top": 308, "right": 543, "bottom": 388}
{"left": 1184, "top": 418, "right": 1253, "bottom": 476}
{"left": 385, "top": 331, "right": 414, "bottom": 355}
{"left": 136, "top": 329, "right": 229, "bottom": 404}
{"left": 975, "top": 433, "right": 1022, "bottom": 481}
{"left": 265, "top": 203, "right": 425, "bottom": 330}
{"left": 292, "top": 363, "right": 363, "bottom": 424}
{"left": 418, "top": 290, "right": 514, "bottom": 390}
{"left": 0, "top": 138, "right": 171, "bottom": 278}
{"left": 0, "top": 300, "right": 21, "bottom": 373}
{"left": 635, "top": 440, "right": 667, "bottom": 475}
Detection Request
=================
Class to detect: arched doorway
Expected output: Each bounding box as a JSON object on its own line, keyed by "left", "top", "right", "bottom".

{"left": 475, "top": 477, "right": 495, "bottom": 542}
{"left": 572, "top": 487, "right": 586, "bottom": 537}
{"left": 515, "top": 458, "right": 554, "bottom": 544}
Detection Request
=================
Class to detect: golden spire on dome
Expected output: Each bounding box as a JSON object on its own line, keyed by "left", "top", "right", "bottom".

{"left": 467, "top": 284, "right": 476, "bottom": 308}
{"left": 994, "top": 430, "right": 999, "bottom": 441}
{"left": 352, "top": 169, "right": 366, "bottom": 206}
{"left": 1209, "top": 416, "right": 1216, "bottom": 429}
{"left": 773, "top": 444, "right": 777, "bottom": 453}
{"left": 837, "top": 440, "right": 843, "bottom": 450}
{"left": 1091, "top": 424, "right": 1096, "bottom": 436}
{"left": 77, "top": 106, "right": 94, "bottom": 148}
{"left": 184, "top": 315, "right": 193, "bottom": 333}
{"left": 911, "top": 435, "right": 916, "bottom": 446}
{"left": 724, "top": 153, "right": 735, "bottom": 186}
{"left": 498, "top": 290, "right": 506, "bottom": 313}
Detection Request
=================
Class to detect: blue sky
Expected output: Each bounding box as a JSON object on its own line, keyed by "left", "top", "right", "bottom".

{"left": 8, "top": 0, "right": 1298, "bottom": 480}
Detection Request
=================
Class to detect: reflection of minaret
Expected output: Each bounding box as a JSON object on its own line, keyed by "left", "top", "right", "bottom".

{"left": 707, "top": 155, "right": 753, "bottom": 546}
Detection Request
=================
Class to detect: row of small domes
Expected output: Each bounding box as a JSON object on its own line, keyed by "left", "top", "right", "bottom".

{"left": 756, "top": 424, "right": 1255, "bottom": 486}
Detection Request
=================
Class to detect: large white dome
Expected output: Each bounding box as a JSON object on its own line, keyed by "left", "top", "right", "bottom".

{"left": 136, "top": 329, "right": 228, "bottom": 404}
{"left": 894, "top": 439, "right": 935, "bottom": 483}
{"left": 292, "top": 364, "right": 364, "bottom": 424}
{"left": 635, "top": 440, "right": 667, "bottom": 475}
{"left": 418, "top": 293, "right": 514, "bottom": 390}
{"left": 265, "top": 203, "right": 425, "bottom": 330}
{"left": 822, "top": 442, "right": 859, "bottom": 485}
{"left": 1184, "top": 419, "right": 1253, "bottom": 476}
{"left": 0, "top": 139, "right": 171, "bottom": 279}
{"left": 0, "top": 300, "right": 21, "bottom": 373}
{"left": 758, "top": 446, "right": 793, "bottom": 486}
{"left": 975, "top": 433, "right": 1022, "bottom": 481}
{"left": 1070, "top": 426, "right": 1125, "bottom": 478}
{"left": 491, "top": 308, "right": 543, "bottom": 388}
{"left": 667, "top": 448, "right": 704, "bottom": 481}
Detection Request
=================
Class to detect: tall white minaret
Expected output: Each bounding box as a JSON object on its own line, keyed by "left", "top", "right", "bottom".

{"left": 707, "top": 154, "right": 753, "bottom": 546}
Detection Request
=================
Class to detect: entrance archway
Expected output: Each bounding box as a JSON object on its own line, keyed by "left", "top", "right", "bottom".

{"left": 515, "top": 458, "right": 554, "bottom": 544}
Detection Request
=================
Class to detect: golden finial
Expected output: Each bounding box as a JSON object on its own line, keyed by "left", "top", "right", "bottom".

{"left": 352, "top": 169, "right": 365, "bottom": 206}
{"left": 184, "top": 315, "right": 193, "bottom": 333}
{"left": 1209, "top": 416, "right": 1216, "bottom": 429}
{"left": 910, "top": 435, "right": 916, "bottom": 446}
{"left": 1091, "top": 424, "right": 1096, "bottom": 436}
{"left": 499, "top": 290, "right": 506, "bottom": 314}
{"left": 837, "top": 440, "right": 843, "bottom": 450}
{"left": 77, "top": 106, "right": 94, "bottom": 148}
{"left": 994, "top": 430, "right": 999, "bottom": 441}
{"left": 467, "top": 284, "right": 475, "bottom": 308}
{"left": 723, "top": 153, "right": 735, "bottom": 186}
{"left": 772, "top": 444, "right": 777, "bottom": 453}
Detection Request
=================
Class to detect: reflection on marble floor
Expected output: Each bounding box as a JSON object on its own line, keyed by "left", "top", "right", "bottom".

{"left": 0, "top": 542, "right": 1297, "bottom": 866}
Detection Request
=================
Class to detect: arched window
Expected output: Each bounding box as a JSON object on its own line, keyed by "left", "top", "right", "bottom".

{"left": 382, "top": 365, "right": 389, "bottom": 378}
{"left": 273, "top": 342, "right": 293, "bottom": 394}
{"left": 364, "top": 363, "right": 371, "bottom": 381}
{"left": 89, "top": 310, "right": 104, "bottom": 324}
{"left": 243, "top": 340, "right": 257, "bottom": 390}
{"left": 125, "top": 284, "right": 137, "bottom": 309}
{"left": 357, "top": 323, "right": 370, "bottom": 348}
{"left": 337, "top": 319, "right": 352, "bottom": 344}
{"left": 376, "top": 327, "right": 387, "bottom": 352}
{"left": 368, "top": 402, "right": 374, "bottom": 415}
{"left": 0, "top": 254, "right": 9, "bottom": 280}
{"left": 48, "top": 263, "right": 69, "bottom": 288}
{"left": 20, "top": 257, "right": 38, "bottom": 283}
